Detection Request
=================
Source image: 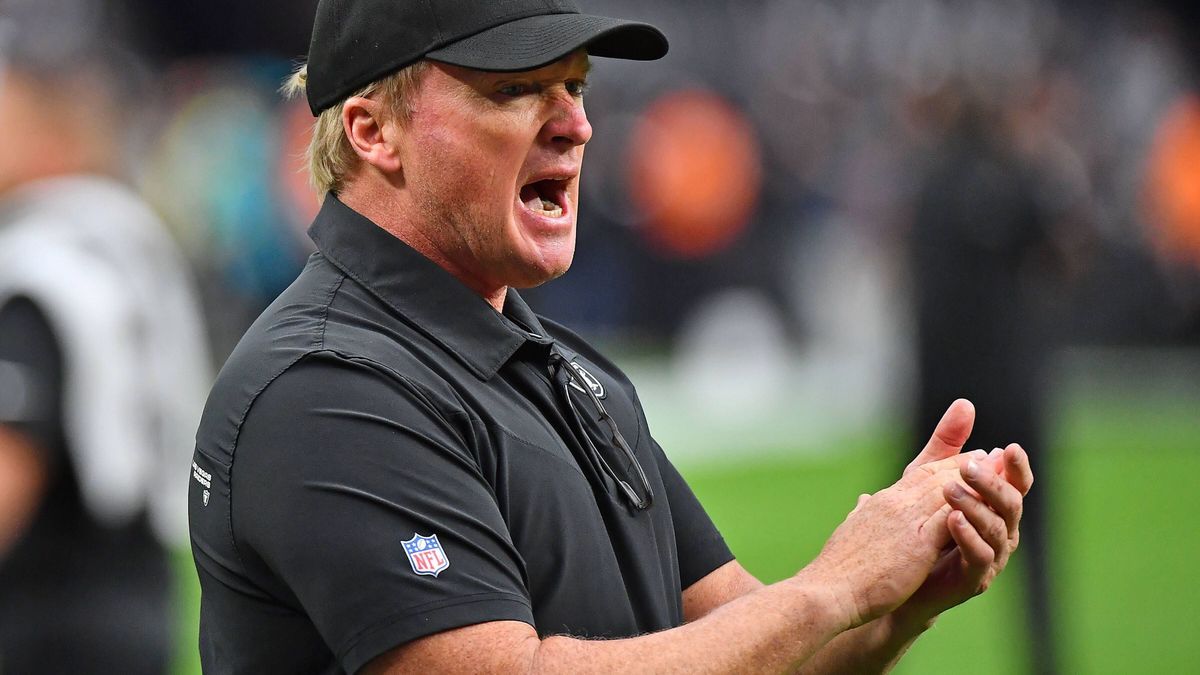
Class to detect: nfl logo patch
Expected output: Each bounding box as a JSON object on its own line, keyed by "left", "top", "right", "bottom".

{"left": 402, "top": 534, "right": 450, "bottom": 577}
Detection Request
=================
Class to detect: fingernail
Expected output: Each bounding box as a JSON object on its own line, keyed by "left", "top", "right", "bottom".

{"left": 966, "top": 459, "right": 980, "bottom": 479}
{"left": 970, "top": 449, "right": 987, "bottom": 460}
{"left": 950, "top": 483, "right": 967, "bottom": 501}
{"left": 989, "top": 447, "right": 1002, "bottom": 458}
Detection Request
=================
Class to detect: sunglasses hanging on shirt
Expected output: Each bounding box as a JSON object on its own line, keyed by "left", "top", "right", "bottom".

{"left": 548, "top": 351, "right": 654, "bottom": 511}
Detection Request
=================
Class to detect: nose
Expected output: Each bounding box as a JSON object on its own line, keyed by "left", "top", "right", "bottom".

{"left": 543, "top": 94, "right": 593, "bottom": 149}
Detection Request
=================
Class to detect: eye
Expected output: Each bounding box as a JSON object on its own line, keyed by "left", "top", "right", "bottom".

{"left": 565, "top": 80, "right": 589, "bottom": 97}
{"left": 498, "top": 82, "right": 531, "bottom": 97}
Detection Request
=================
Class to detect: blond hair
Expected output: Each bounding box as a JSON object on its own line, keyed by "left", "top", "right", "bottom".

{"left": 282, "top": 61, "right": 430, "bottom": 196}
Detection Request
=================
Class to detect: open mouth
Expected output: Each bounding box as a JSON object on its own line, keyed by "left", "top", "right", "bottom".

{"left": 519, "top": 178, "right": 569, "bottom": 219}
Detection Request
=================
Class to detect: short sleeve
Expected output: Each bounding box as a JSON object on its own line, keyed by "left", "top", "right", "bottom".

{"left": 232, "top": 353, "right": 534, "bottom": 673}
{"left": 0, "top": 297, "right": 65, "bottom": 459}
{"left": 651, "top": 439, "right": 735, "bottom": 590}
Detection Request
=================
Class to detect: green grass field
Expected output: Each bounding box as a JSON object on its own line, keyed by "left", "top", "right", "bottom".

{"left": 682, "top": 389, "right": 1200, "bottom": 675}
{"left": 170, "top": 384, "right": 1200, "bottom": 674}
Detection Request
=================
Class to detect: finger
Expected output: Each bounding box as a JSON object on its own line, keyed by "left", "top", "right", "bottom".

{"left": 988, "top": 447, "right": 1005, "bottom": 474}
{"left": 974, "top": 448, "right": 1007, "bottom": 498}
{"left": 910, "top": 449, "right": 987, "bottom": 484}
{"left": 945, "top": 480, "right": 1010, "bottom": 555}
{"left": 920, "top": 503, "right": 954, "bottom": 551}
{"left": 948, "top": 509, "right": 995, "bottom": 571}
{"left": 874, "top": 475, "right": 949, "bottom": 517}
{"left": 905, "top": 399, "right": 976, "bottom": 474}
{"left": 903, "top": 454, "right": 980, "bottom": 514}
{"left": 889, "top": 451, "right": 985, "bottom": 521}
{"left": 1002, "top": 443, "right": 1034, "bottom": 496}
{"left": 900, "top": 451, "right": 986, "bottom": 517}
{"left": 962, "top": 456, "right": 1024, "bottom": 534}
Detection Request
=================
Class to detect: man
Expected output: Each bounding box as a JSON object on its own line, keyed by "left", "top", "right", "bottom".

{"left": 0, "top": 1, "right": 211, "bottom": 671}
{"left": 189, "top": 1, "right": 1033, "bottom": 673}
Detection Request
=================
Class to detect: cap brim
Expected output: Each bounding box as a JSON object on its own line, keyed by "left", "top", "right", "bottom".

{"left": 425, "top": 14, "right": 668, "bottom": 72}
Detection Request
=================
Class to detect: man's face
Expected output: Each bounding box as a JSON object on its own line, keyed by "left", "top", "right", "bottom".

{"left": 395, "top": 51, "right": 593, "bottom": 293}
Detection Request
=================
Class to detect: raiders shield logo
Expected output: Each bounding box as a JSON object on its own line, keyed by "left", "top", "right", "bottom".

{"left": 568, "top": 360, "right": 606, "bottom": 399}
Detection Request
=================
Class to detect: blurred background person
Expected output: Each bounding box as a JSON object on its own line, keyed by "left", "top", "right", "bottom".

{"left": 0, "top": 0, "right": 211, "bottom": 672}
{"left": 907, "top": 86, "right": 1080, "bottom": 675}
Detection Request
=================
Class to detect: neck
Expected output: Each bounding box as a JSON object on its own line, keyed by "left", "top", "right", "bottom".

{"left": 337, "top": 181, "right": 508, "bottom": 313}
{"left": 480, "top": 287, "right": 508, "bottom": 313}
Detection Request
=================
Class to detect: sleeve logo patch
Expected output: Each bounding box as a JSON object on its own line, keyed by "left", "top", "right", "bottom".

{"left": 192, "top": 461, "right": 213, "bottom": 507}
{"left": 402, "top": 534, "right": 450, "bottom": 577}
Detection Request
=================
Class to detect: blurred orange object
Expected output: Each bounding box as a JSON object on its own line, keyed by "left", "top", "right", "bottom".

{"left": 626, "top": 89, "right": 762, "bottom": 259}
{"left": 1144, "top": 94, "right": 1200, "bottom": 269}
{"left": 279, "top": 99, "right": 323, "bottom": 229}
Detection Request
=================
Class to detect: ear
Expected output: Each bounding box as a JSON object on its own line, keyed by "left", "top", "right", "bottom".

{"left": 341, "top": 96, "right": 403, "bottom": 174}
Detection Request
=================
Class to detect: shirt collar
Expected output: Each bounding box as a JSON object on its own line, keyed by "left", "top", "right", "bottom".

{"left": 308, "top": 195, "right": 550, "bottom": 380}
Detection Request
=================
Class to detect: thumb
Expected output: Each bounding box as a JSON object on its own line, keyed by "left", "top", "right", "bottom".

{"left": 905, "top": 399, "right": 975, "bottom": 475}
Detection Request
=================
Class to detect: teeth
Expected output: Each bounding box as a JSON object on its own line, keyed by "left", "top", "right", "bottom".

{"left": 520, "top": 182, "right": 565, "bottom": 218}
{"left": 535, "top": 199, "right": 564, "bottom": 218}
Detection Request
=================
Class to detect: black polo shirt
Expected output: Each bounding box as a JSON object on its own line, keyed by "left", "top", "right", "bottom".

{"left": 189, "top": 196, "right": 733, "bottom": 674}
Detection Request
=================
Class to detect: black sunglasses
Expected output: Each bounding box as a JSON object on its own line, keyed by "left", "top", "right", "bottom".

{"left": 548, "top": 352, "right": 654, "bottom": 511}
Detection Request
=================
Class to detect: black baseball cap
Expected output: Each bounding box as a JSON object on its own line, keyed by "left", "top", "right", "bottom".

{"left": 305, "top": 0, "right": 668, "bottom": 115}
